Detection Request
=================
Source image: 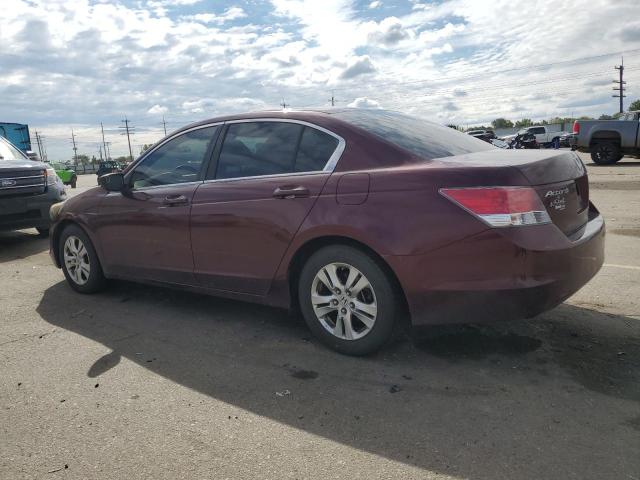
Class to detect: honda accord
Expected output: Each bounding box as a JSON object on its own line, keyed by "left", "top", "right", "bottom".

{"left": 49, "top": 109, "right": 604, "bottom": 355}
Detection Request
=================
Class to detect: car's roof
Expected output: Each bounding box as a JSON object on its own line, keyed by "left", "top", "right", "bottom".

{"left": 171, "top": 108, "right": 379, "bottom": 136}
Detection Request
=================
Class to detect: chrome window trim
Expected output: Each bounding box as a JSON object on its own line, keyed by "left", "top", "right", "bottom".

{"left": 124, "top": 180, "right": 203, "bottom": 193}
{"left": 203, "top": 170, "right": 328, "bottom": 185}
{"left": 126, "top": 117, "right": 346, "bottom": 189}
{"left": 222, "top": 118, "right": 346, "bottom": 175}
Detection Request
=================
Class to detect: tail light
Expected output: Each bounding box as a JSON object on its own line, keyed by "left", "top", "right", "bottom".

{"left": 573, "top": 121, "right": 580, "bottom": 134}
{"left": 440, "top": 187, "right": 551, "bottom": 227}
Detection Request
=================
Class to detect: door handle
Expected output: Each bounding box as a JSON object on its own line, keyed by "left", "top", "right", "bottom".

{"left": 273, "top": 186, "right": 310, "bottom": 199}
{"left": 162, "top": 194, "right": 189, "bottom": 206}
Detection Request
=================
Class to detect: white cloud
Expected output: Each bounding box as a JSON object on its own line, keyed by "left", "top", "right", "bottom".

{"left": 183, "top": 7, "right": 247, "bottom": 24}
{"left": 369, "top": 1, "right": 382, "bottom": 8}
{"left": 147, "top": 104, "right": 168, "bottom": 115}
{"left": 348, "top": 97, "right": 382, "bottom": 109}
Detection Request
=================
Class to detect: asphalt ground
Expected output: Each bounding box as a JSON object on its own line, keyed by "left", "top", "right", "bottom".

{"left": 1, "top": 151, "right": 639, "bottom": 480}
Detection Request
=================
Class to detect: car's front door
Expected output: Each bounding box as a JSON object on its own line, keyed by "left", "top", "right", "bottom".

{"left": 190, "top": 120, "right": 343, "bottom": 295}
{"left": 95, "top": 125, "right": 220, "bottom": 284}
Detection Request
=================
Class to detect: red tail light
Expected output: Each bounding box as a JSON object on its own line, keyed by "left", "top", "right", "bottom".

{"left": 440, "top": 187, "right": 551, "bottom": 227}
{"left": 573, "top": 121, "right": 580, "bottom": 134}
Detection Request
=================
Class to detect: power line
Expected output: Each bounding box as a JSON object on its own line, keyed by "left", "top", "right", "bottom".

{"left": 100, "top": 122, "right": 108, "bottom": 162}
{"left": 119, "top": 117, "right": 135, "bottom": 161}
{"left": 613, "top": 57, "right": 626, "bottom": 113}
{"left": 70, "top": 129, "right": 78, "bottom": 166}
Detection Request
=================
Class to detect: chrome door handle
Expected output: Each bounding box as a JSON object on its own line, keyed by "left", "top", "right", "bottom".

{"left": 273, "top": 186, "right": 310, "bottom": 199}
{"left": 162, "top": 194, "right": 189, "bottom": 206}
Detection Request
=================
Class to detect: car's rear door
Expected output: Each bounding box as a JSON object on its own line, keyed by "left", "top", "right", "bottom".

{"left": 95, "top": 125, "right": 220, "bottom": 284}
{"left": 190, "top": 120, "right": 344, "bottom": 295}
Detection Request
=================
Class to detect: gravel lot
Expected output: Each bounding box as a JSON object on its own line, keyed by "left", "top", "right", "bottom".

{"left": 1, "top": 152, "right": 639, "bottom": 480}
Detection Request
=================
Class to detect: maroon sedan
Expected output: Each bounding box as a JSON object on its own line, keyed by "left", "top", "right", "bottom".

{"left": 49, "top": 109, "right": 604, "bottom": 355}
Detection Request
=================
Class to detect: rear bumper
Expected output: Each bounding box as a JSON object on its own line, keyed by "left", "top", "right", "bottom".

{"left": 386, "top": 205, "right": 605, "bottom": 326}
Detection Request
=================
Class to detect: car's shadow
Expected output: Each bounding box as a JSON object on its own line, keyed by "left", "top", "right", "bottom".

{"left": 0, "top": 230, "right": 48, "bottom": 263}
{"left": 36, "top": 281, "right": 640, "bottom": 480}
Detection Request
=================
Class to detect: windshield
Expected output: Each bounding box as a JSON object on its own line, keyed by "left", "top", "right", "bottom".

{"left": 331, "top": 109, "right": 493, "bottom": 160}
{"left": 0, "top": 137, "right": 28, "bottom": 161}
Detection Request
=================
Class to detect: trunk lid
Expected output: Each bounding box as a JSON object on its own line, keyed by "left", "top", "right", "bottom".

{"left": 433, "top": 149, "right": 589, "bottom": 236}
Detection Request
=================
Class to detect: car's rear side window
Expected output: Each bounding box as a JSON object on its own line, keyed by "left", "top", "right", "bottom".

{"left": 332, "top": 110, "right": 493, "bottom": 160}
{"left": 213, "top": 122, "right": 339, "bottom": 179}
{"left": 295, "top": 127, "right": 339, "bottom": 172}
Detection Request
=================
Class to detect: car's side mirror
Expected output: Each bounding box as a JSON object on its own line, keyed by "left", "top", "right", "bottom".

{"left": 26, "top": 150, "right": 39, "bottom": 160}
{"left": 99, "top": 172, "right": 125, "bottom": 192}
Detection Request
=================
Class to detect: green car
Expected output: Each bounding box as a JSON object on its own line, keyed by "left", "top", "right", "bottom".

{"left": 51, "top": 163, "right": 77, "bottom": 188}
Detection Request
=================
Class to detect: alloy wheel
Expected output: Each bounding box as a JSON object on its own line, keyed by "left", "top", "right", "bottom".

{"left": 63, "top": 235, "right": 91, "bottom": 285}
{"left": 311, "top": 262, "right": 377, "bottom": 340}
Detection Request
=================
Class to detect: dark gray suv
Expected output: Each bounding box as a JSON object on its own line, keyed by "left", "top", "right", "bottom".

{"left": 0, "top": 136, "right": 67, "bottom": 235}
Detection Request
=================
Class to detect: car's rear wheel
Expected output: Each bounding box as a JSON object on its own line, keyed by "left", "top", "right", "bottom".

{"left": 298, "top": 245, "right": 399, "bottom": 355}
{"left": 59, "top": 225, "right": 106, "bottom": 293}
{"left": 591, "top": 143, "right": 622, "bottom": 165}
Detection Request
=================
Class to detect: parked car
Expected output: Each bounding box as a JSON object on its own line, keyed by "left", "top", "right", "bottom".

{"left": 571, "top": 111, "right": 640, "bottom": 164}
{"left": 503, "top": 126, "right": 562, "bottom": 147}
{"left": 0, "top": 136, "right": 66, "bottom": 236}
{"left": 51, "top": 163, "right": 77, "bottom": 188}
{"left": 558, "top": 131, "right": 573, "bottom": 148}
{"left": 466, "top": 129, "right": 496, "bottom": 142}
{"left": 48, "top": 109, "right": 604, "bottom": 355}
{"left": 96, "top": 161, "right": 121, "bottom": 179}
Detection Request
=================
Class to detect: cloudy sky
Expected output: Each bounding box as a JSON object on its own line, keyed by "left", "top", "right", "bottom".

{"left": 2, "top": 0, "right": 640, "bottom": 160}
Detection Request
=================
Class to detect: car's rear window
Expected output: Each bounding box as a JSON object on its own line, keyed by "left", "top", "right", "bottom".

{"left": 332, "top": 109, "right": 493, "bottom": 160}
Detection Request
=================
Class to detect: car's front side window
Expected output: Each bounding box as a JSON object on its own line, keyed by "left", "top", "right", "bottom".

{"left": 129, "top": 126, "right": 218, "bottom": 189}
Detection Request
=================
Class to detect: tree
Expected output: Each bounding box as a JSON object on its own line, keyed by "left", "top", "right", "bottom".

{"left": 514, "top": 118, "right": 533, "bottom": 128}
{"left": 598, "top": 114, "right": 614, "bottom": 120}
{"left": 141, "top": 143, "right": 154, "bottom": 153}
{"left": 76, "top": 154, "right": 90, "bottom": 166}
{"left": 628, "top": 99, "right": 640, "bottom": 111}
{"left": 491, "top": 118, "right": 513, "bottom": 129}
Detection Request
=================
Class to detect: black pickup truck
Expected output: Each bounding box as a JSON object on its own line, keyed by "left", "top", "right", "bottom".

{"left": 0, "top": 136, "right": 67, "bottom": 235}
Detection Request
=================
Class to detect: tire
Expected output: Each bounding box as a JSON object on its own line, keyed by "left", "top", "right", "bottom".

{"left": 70, "top": 176, "right": 77, "bottom": 188}
{"left": 298, "top": 245, "right": 399, "bottom": 356}
{"left": 590, "top": 143, "right": 623, "bottom": 165}
{"left": 36, "top": 227, "right": 50, "bottom": 237}
{"left": 59, "top": 224, "right": 106, "bottom": 294}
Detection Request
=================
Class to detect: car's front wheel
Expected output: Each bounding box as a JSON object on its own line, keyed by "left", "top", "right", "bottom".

{"left": 298, "top": 245, "right": 399, "bottom": 355}
{"left": 59, "top": 225, "right": 106, "bottom": 293}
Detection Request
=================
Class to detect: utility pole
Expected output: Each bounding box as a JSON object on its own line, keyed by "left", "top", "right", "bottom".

{"left": 105, "top": 141, "right": 112, "bottom": 160}
{"left": 34, "top": 131, "right": 44, "bottom": 161}
{"left": 100, "top": 122, "right": 108, "bottom": 160}
{"left": 329, "top": 90, "right": 336, "bottom": 107}
{"left": 162, "top": 116, "right": 167, "bottom": 136}
{"left": 613, "top": 57, "right": 626, "bottom": 114}
{"left": 71, "top": 129, "right": 78, "bottom": 167}
{"left": 280, "top": 98, "right": 289, "bottom": 109}
{"left": 119, "top": 117, "right": 134, "bottom": 161}
{"left": 40, "top": 135, "right": 48, "bottom": 162}
{"left": 98, "top": 144, "right": 103, "bottom": 162}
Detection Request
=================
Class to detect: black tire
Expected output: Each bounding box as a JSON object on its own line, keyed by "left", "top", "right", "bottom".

{"left": 36, "top": 227, "right": 50, "bottom": 237}
{"left": 590, "top": 143, "right": 623, "bottom": 165}
{"left": 298, "top": 245, "right": 400, "bottom": 356}
{"left": 59, "top": 224, "right": 106, "bottom": 294}
{"left": 70, "top": 176, "right": 77, "bottom": 188}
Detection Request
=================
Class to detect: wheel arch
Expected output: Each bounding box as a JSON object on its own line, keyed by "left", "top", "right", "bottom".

{"left": 286, "top": 235, "right": 410, "bottom": 326}
{"left": 52, "top": 219, "right": 102, "bottom": 269}
{"left": 589, "top": 130, "right": 621, "bottom": 146}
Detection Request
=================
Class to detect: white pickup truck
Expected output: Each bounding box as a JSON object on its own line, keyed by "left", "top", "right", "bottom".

{"left": 519, "top": 126, "right": 563, "bottom": 146}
